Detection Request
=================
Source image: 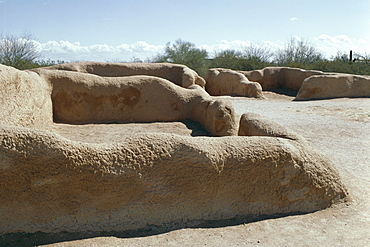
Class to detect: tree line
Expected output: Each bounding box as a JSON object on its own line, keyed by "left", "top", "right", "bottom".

{"left": 1, "top": 34, "right": 369, "bottom": 76}
{"left": 150, "top": 38, "right": 370, "bottom": 76}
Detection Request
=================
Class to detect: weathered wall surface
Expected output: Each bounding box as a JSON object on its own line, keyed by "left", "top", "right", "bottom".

{"left": 34, "top": 69, "right": 237, "bottom": 136}
{"left": 235, "top": 67, "right": 370, "bottom": 100}
{"left": 0, "top": 125, "right": 348, "bottom": 234}
{"left": 238, "top": 67, "right": 324, "bottom": 91}
{"left": 35, "top": 62, "right": 206, "bottom": 88}
{"left": 0, "top": 64, "right": 53, "bottom": 129}
{"left": 296, "top": 74, "right": 370, "bottom": 100}
{"left": 238, "top": 112, "right": 304, "bottom": 141}
{"left": 205, "top": 68, "right": 264, "bottom": 98}
{"left": 278, "top": 68, "right": 325, "bottom": 91}
{"left": 0, "top": 63, "right": 350, "bottom": 236}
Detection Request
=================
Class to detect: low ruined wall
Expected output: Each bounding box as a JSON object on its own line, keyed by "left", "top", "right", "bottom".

{"left": 0, "top": 63, "right": 236, "bottom": 137}
{"left": 0, "top": 125, "right": 348, "bottom": 234}
{"left": 205, "top": 68, "right": 264, "bottom": 98}
{"left": 238, "top": 67, "right": 324, "bottom": 91}
{"left": 238, "top": 112, "right": 304, "bottom": 141}
{"left": 0, "top": 65, "right": 53, "bottom": 129}
{"left": 0, "top": 63, "right": 350, "bottom": 236}
{"left": 35, "top": 62, "right": 206, "bottom": 88}
{"left": 233, "top": 67, "right": 370, "bottom": 100}
{"left": 296, "top": 74, "right": 370, "bottom": 100}
{"left": 34, "top": 69, "right": 237, "bottom": 137}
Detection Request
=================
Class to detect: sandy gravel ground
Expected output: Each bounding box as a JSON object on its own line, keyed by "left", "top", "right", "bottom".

{"left": 6, "top": 92, "right": 370, "bottom": 246}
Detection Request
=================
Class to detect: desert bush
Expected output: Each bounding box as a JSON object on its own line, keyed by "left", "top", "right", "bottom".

{"left": 274, "top": 37, "right": 324, "bottom": 67}
{"left": 242, "top": 45, "right": 273, "bottom": 70}
{"left": 305, "top": 52, "right": 370, "bottom": 75}
{"left": 211, "top": 49, "right": 245, "bottom": 70}
{"left": 243, "top": 45, "right": 272, "bottom": 62}
{"left": 151, "top": 39, "right": 209, "bottom": 76}
{"left": 211, "top": 46, "right": 272, "bottom": 71}
{"left": 0, "top": 33, "right": 41, "bottom": 70}
{"left": 353, "top": 52, "right": 370, "bottom": 62}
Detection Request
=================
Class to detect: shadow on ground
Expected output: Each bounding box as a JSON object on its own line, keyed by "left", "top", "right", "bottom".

{"left": 0, "top": 212, "right": 311, "bottom": 247}
{"left": 265, "top": 88, "right": 298, "bottom": 97}
{"left": 181, "top": 119, "right": 211, "bottom": 136}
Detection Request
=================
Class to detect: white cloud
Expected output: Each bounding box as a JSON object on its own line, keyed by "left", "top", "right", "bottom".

{"left": 261, "top": 40, "right": 284, "bottom": 50}
{"left": 35, "top": 40, "right": 165, "bottom": 62}
{"left": 289, "top": 17, "right": 298, "bottom": 21}
{"left": 200, "top": 40, "right": 254, "bottom": 56}
{"left": 37, "top": 40, "right": 262, "bottom": 62}
{"left": 315, "top": 34, "right": 369, "bottom": 57}
{"left": 34, "top": 36, "right": 369, "bottom": 62}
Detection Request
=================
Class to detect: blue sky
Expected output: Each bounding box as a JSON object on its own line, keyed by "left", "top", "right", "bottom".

{"left": 1, "top": 0, "right": 369, "bottom": 62}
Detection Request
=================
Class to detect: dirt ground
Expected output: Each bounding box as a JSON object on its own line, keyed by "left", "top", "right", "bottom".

{"left": 5, "top": 92, "right": 370, "bottom": 246}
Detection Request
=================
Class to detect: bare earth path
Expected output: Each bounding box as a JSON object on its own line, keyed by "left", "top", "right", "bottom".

{"left": 39, "top": 93, "right": 370, "bottom": 246}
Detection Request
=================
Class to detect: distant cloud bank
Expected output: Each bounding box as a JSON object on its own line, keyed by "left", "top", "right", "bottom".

{"left": 35, "top": 34, "right": 369, "bottom": 62}
{"left": 315, "top": 34, "right": 369, "bottom": 56}
{"left": 35, "top": 40, "right": 165, "bottom": 62}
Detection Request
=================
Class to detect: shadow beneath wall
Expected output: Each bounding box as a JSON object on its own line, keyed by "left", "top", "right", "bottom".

{"left": 266, "top": 87, "right": 298, "bottom": 97}
{"left": 0, "top": 211, "right": 312, "bottom": 247}
{"left": 293, "top": 96, "right": 370, "bottom": 101}
{"left": 181, "top": 119, "right": 211, "bottom": 137}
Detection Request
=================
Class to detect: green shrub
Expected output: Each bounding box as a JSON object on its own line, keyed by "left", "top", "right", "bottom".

{"left": 151, "top": 39, "right": 209, "bottom": 76}
{"left": 0, "top": 33, "right": 40, "bottom": 70}
{"left": 210, "top": 46, "right": 273, "bottom": 71}
{"left": 274, "top": 37, "right": 324, "bottom": 66}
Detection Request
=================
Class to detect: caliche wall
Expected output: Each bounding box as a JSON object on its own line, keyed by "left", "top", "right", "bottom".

{"left": 238, "top": 67, "right": 370, "bottom": 100}
{"left": 0, "top": 125, "right": 348, "bottom": 234}
{"left": 35, "top": 69, "right": 238, "bottom": 137}
{"left": 238, "top": 67, "right": 324, "bottom": 91}
{"left": 296, "top": 74, "right": 370, "bottom": 100}
{"left": 0, "top": 65, "right": 53, "bottom": 129}
{"left": 35, "top": 61, "right": 206, "bottom": 88}
{"left": 205, "top": 68, "right": 264, "bottom": 98}
{"left": 0, "top": 63, "right": 349, "bottom": 235}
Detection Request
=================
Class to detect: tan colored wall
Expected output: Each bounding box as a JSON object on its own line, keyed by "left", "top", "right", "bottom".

{"left": 206, "top": 67, "right": 369, "bottom": 100}
{"left": 278, "top": 68, "right": 324, "bottom": 91}
{"left": 0, "top": 63, "right": 350, "bottom": 235}
{"left": 239, "top": 67, "right": 280, "bottom": 90}
{"left": 237, "top": 67, "right": 370, "bottom": 100}
{"left": 36, "top": 62, "right": 206, "bottom": 88}
{"left": 239, "top": 67, "right": 323, "bottom": 91}
{"left": 205, "top": 68, "right": 264, "bottom": 98}
{"left": 238, "top": 112, "right": 304, "bottom": 141}
{"left": 0, "top": 64, "right": 53, "bottom": 129}
{"left": 296, "top": 74, "right": 370, "bottom": 100}
{"left": 35, "top": 69, "right": 237, "bottom": 136}
{"left": 0, "top": 125, "right": 348, "bottom": 234}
